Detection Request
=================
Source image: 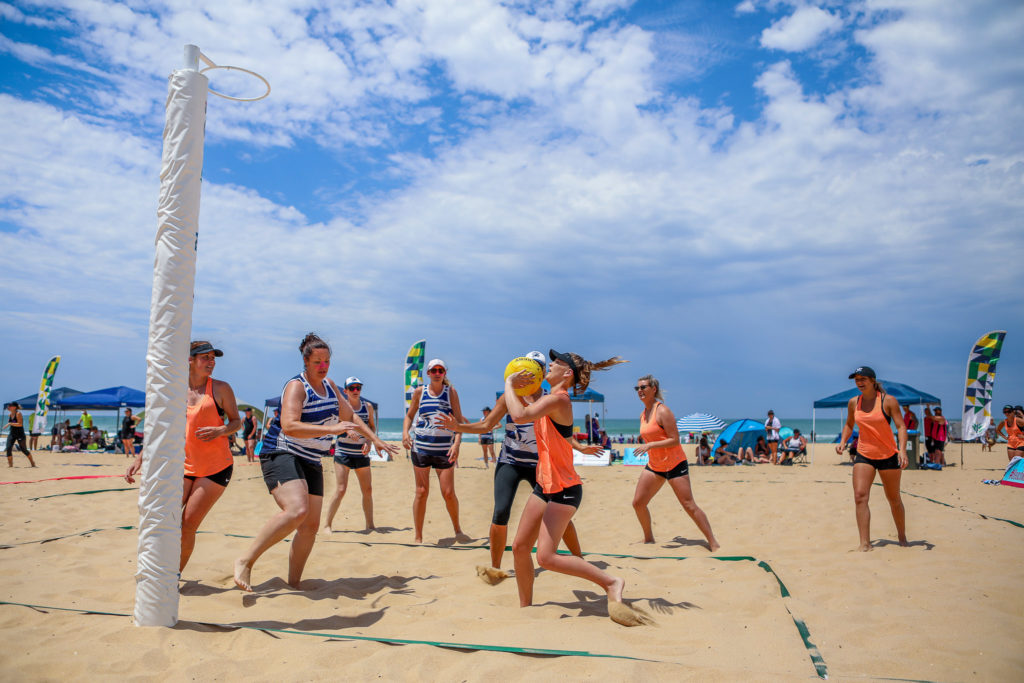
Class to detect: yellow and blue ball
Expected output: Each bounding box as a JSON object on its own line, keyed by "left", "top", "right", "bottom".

{"left": 504, "top": 357, "right": 543, "bottom": 396}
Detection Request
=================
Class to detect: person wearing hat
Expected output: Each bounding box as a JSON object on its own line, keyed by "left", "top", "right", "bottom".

{"left": 126, "top": 340, "right": 242, "bottom": 574}
{"left": 478, "top": 406, "right": 496, "bottom": 468}
{"left": 836, "top": 366, "right": 909, "bottom": 551}
{"left": 402, "top": 358, "right": 467, "bottom": 543}
{"left": 996, "top": 405, "right": 1024, "bottom": 462}
{"left": 323, "top": 376, "right": 377, "bottom": 533}
{"left": 439, "top": 351, "right": 586, "bottom": 584}
{"left": 242, "top": 406, "right": 259, "bottom": 463}
{"left": 764, "top": 410, "right": 781, "bottom": 464}
{"left": 503, "top": 349, "right": 650, "bottom": 626}
{"left": 119, "top": 407, "right": 141, "bottom": 458}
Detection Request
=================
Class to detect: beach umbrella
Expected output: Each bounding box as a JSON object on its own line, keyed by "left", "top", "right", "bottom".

{"left": 676, "top": 413, "right": 726, "bottom": 432}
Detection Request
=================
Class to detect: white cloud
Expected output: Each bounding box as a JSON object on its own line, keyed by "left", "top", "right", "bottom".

{"left": 760, "top": 5, "right": 842, "bottom": 51}
{"left": 0, "top": 1, "right": 1022, "bottom": 415}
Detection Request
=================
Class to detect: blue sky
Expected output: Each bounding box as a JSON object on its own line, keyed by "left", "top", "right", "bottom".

{"left": 1, "top": 0, "right": 1022, "bottom": 420}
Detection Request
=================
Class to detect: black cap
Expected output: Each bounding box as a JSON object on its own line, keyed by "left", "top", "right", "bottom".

{"left": 190, "top": 342, "right": 223, "bottom": 357}
{"left": 848, "top": 366, "right": 875, "bottom": 379}
{"left": 549, "top": 349, "right": 579, "bottom": 384}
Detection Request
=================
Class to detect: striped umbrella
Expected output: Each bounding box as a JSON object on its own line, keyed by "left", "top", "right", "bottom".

{"left": 676, "top": 413, "right": 726, "bottom": 432}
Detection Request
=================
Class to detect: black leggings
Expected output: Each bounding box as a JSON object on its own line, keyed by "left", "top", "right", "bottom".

{"left": 6, "top": 432, "right": 30, "bottom": 458}
{"left": 492, "top": 461, "right": 538, "bottom": 525}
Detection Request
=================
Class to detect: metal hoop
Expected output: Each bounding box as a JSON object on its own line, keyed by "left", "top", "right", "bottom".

{"left": 199, "top": 64, "right": 270, "bottom": 102}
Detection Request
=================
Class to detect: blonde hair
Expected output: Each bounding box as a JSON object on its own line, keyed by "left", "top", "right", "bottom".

{"left": 567, "top": 353, "right": 628, "bottom": 395}
{"left": 637, "top": 374, "right": 663, "bottom": 401}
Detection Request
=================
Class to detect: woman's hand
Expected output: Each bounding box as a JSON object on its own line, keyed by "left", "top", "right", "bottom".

{"left": 402, "top": 432, "right": 413, "bottom": 450}
{"left": 124, "top": 455, "right": 143, "bottom": 483}
{"left": 447, "top": 443, "right": 460, "bottom": 464}
{"left": 439, "top": 413, "right": 461, "bottom": 432}
{"left": 835, "top": 444, "right": 844, "bottom": 455}
{"left": 376, "top": 440, "right": 400, "bottom": 458}
{"left": 332, "top": 420, "right": 357, "bottom": 436}
{"left": 634, "top": 443, "right": 651, "bottom": 456}
{"left": 577, "top": 443, "right": 602, "bottom": 455}
{"left": 508, "top": 369, "right": 535, "bottom": 390}
{"left": 194, "top": 426, "right": 222, "bottom": 441}
{"left": 898, "top": 451, "right": 908, "bottom": 469}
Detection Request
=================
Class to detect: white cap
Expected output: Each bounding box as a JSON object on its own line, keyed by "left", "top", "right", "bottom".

{"left": 526, "top": 350, "right": 546, "bottom": 370}
{"left": 427, "top": 358, "right": 446, "bottom": 371}
{"left": 345, "top": 376, "right": 362, "bottom": 387}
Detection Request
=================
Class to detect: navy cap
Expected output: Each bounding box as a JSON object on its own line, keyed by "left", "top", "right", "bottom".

{"left": 848, "top": 366, "right": 875, "bottom": 379}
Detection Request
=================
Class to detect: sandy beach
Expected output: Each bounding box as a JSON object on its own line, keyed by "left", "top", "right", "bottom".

{"left": 1, "top": 442, "right": 1021, "bottom": 681}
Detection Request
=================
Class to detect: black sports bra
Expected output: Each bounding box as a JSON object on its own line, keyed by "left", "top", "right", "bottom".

{"left": 552, "top": 419, "right": 573, "bottom": 438}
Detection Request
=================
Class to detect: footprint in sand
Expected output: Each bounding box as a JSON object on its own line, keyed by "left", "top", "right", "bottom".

{"left": 476, "top": 565, "right": 510, "bottom": 585}
{"left": 608, "top": 601, "right": 656, "bottom": 627}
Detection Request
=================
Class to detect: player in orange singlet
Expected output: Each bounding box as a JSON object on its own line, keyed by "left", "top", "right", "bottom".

{"left": 996, "top": 405, "right": 1024, "bottom": 462}
{"left": 631, "top": 374, "right": 719, "bottom": 550}
{"left": 126, "top": 341, "right": 242, "bottom": 572}
{"left": 836, "top": 366, "right": 908, "bottom": 551}
{"left": 505, "top": 349, "right": 650, "bottom": 626}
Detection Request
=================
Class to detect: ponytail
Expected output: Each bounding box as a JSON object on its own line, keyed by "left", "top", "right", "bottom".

{"left": 568, "top": 353, "right": 628, "bottom": 394}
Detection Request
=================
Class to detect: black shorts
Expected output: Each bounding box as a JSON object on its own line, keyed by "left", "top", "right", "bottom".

{"left": 492, "top": 462, "right": 537, "bottom": 525}
{"left": 645, "top": 460, "right": 689, "bottom": 480}
{"left": 532, "top": 483, "right": 583, "bottom": 508}
{"left": 925, "top": 438, "right": 946, "bottom": 452}
{"left": 260, "top": 449, "right": 324, "bottom": 496}
{"left": 185, "top": 463, "right": 233, "bottom": 487}
{"left": 478, "top": 434, "right": 494, "bottom": 445}
{"left": 334, "top": 453, "right": 371, "bottom": 470}
{"left": 411, "top": 450, "right": 454, "bottom": 470}
{"left": 854, "top": 453, "right": 901, "bottom": 470}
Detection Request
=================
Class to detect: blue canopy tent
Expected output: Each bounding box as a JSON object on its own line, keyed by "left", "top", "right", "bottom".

{"left": 10, "top": 387, "right": 84, "bottom": 411}
{"left": 62, "top": 386, "right": 146, "bottom": 409}
{"left": 712, "top": 419, "right": 766, "bottom": 459}
{"left": 812, "top": 380, "right": 941, "bottom": 463}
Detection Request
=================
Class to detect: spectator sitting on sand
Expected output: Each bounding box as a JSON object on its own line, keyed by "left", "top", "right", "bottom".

{"left": 696, "top": 436, "right": 711, "bottom": 465}
{"left": 713, "top": 442, "right": 739, "bottom": 465}
{"left": 753, "top": 436, "right": 772, "bottom": 463}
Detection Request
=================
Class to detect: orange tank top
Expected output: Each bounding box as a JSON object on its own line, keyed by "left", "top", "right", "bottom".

{"left": 185, "top": 377, "right": 233, "bottom": 477}
{"left": 854, "top": 392, "right": 897, "bottom": 460}
{"left": 640, "top": 402, "right": 685, "bottom": 471}
{"left": 535, "top": 392, "right": 581, "bottom": 494}
{"left": 1007, "top": 417, "right": 1024, "bottom": 449}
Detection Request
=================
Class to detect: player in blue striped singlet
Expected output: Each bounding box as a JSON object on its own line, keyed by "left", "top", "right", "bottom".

{"left": 402, "top": 358, "right": 467, "bottom": 544}
{"left": 441, "top": 351, "right": 585, "bottom": 583}
{"left": 322, "top": 376, "right": 377, "bottom": 533}
{"left": 234, "top": 334, "right": 399, "bottom": 592}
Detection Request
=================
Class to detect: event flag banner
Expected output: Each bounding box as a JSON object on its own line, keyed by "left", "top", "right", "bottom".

{"left": 30, "top": 355, "right": 60, "bottom": 433}
{"left": 961, "top": 331, "right": 1007, "bottom": 441}
{"left": 404, "top": 340, "right": 426, "bottom": 410}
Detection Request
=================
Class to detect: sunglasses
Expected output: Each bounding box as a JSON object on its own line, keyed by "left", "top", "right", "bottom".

{"left": 634, "top": 385, "right": 651, "bottom": 392}
{"left": 428, "top": 368, "right": 446, "bottom": 375}
{"left": 347, "top": 385, "right": 362, "bottom": 391}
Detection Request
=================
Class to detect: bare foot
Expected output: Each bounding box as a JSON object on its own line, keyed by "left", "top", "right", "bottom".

{"left": 476, "top": 565, "right": 509, "bottom": 585}
{"left": 321, "top": 525, "right": 333, "bottom": 535}
{"left": 608, "top": 601, "right": 655, "bottom": 627}
{"left": 414, "top": 536, "right": 423, "bottom": 544}
{"left": 642, "top": 537, "right": 655, "bottom": 544}
{"left": 365, "top": 525, "right": 375, "bottom": 532}
{"left": 455, "top": 532, "right": 472, "bottom": 544}
{"left": 288, "top": 579, "right": 303, "bottom": 590}
{"left": 854, "top": 543, "right": 873, "bottom": 552}
{"left": 708, "top": 540, "right": 721, "bottom": 552}
{"left": 898, "top": 537, "right": 909, "bottom": 547}
{"left": 233, "top": 558, "right": 253, "bottom": 592}
{"left": 606, "top": 576, "right": 625, "bottom": 604}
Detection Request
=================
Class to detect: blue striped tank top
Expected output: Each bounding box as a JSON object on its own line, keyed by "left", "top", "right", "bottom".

{"left": 335, "top": 398, "right": 371, "bottom": 458}
{"left": 498, "top": 413, "right": 539, "bottom": 466}
{"left": 413, "top": 385, "right": 455, "bottom": 457}
{"left": 261, "top": 373, "right": 339, "bottom": 463}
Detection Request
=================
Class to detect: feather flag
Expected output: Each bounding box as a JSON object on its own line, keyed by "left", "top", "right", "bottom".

{"left": 404, "top": 340, "right": 426, "bottom": 411}
{"left": 961, "top": 331, "right": 1006, "bottom": 441}
{"left": 30, "top": 356, "right": 60, "bottom": 433}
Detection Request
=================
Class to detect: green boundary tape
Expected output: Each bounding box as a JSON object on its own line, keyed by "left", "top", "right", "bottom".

{"left": 29, "top": 488, "right": 135, "bottom": 501}
{"left": 0, "top": 526, "right": 828, "bottom": 678}
{"left": 0, "top": 599, "right": 657, "bottom": 663}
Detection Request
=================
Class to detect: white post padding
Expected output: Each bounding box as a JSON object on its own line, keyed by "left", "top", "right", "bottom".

{"left": 134, "top": 64, "right": 208, "bottom": 627}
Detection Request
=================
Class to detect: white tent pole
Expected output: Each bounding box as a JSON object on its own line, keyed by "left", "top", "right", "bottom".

{"left": 811, "top": 407, "right": 816, "bottom": 464}
{"left": 134, "top": 44, "right": 208, "bottom": 627}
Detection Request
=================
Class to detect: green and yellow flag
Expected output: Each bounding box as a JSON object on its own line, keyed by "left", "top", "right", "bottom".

{"left": 30, "top": 355, "right": 61, "bottom": 433}
{"left": 961, "top": 331, "right": 1006, "bottom": 441}
{"left": 404, "top": 340, "right": 426, "bottom": 411}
